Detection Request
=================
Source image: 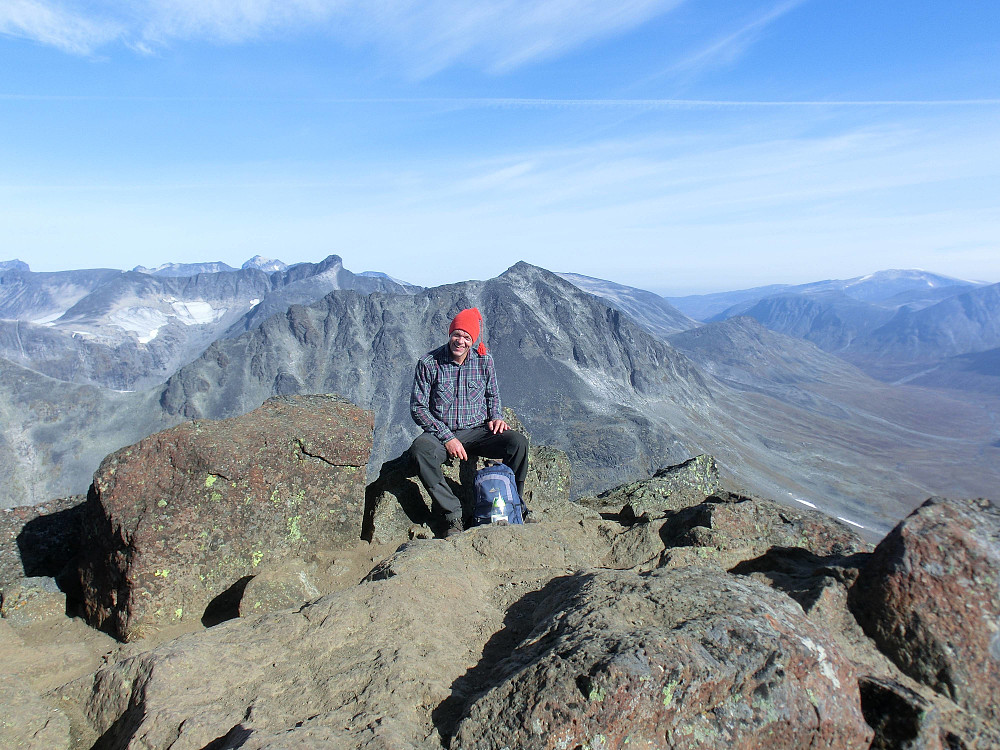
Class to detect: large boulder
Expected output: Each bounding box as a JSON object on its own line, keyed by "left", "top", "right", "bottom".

{"left": 582, "top": 454, "right": 724, "bottom": 519}
{"left": 597, "top": 489, "right": 871, "bottom": 574}
{"left": 850, "top": 496, "right": 1000, "bottom": 724}
{"left": 77, "top": 394, "right": 372, "bottom": 641}
{"left": 452, "top": 565, "right": 874, "bottom": 749}
{"left": 660, "top": 490, "right": 872, "bottom": 559}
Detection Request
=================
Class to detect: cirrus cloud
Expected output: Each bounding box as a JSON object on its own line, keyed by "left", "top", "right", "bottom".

{"left": 1, "top": 0, "right": 688, "bottom": 76}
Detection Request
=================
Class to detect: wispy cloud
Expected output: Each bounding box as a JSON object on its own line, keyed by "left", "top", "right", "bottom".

{"left": 0, "top": 0, "right": 122, "bottom": 54}
{"left": 0, "top": 0, "right": 687, "bottom": 74}
{"left": 6, "top": 92, "right": 998, "bottom": 108}
{"left": 659, "top": 0, "right": 808, "bottom": 80}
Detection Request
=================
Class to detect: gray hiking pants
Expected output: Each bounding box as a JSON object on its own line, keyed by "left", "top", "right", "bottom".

{"left": 409, "top": 427, "right": 528, "bottom": 522}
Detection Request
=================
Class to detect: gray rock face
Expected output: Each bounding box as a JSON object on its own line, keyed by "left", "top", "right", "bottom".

{"left": 718, "top": 291, "right": 896, "bottom": 352}
{"left": 77, "top": 394, "right": 373, "bottom": 641}
{"left": 692, "top": 274, "right": 1000, "bottom": 391}
{"left": 133, "top": 260, "right": 238, "bottom": 276}
{"left": 556, "top": 271, "right": 700, "bottom": 338}
{"left": 0, "top": 357, "right": 173, "bottom": 509}
{"left": 668, "top": 269, "right": 983, "bottom": 322}
{"left": 0, "top": 265, "right": 121, "bottom": 322}
{"left": 850, "top": 496, "right": 1000, "bottom": 725}
{"left": 854, "top": 282, "right": 1000, "bottom": 366}
{"left": 452, "top": 566, "right": 874, "bottom": 750}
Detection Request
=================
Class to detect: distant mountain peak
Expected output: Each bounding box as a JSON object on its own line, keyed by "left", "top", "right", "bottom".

{"left": 133, "top": 261, "right": 236, "bottom": 277}
{"left": 357, "top": 271, "right": 419, "bottom": 288}
{"left": 242, "top": 256, "right": 288, "bottom": 273}
{"left": 846, "top": 269, "right": 969, "bottom": 289}
{"left": 0, "top": 259, "right": 30, "bottom": 273}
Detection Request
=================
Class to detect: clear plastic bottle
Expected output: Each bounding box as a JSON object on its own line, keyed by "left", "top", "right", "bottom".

{"left": 491, "top": 494, "right": 508, "bottom": 525}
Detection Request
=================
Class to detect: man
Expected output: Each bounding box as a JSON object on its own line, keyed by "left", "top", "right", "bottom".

{"left": 409, "top": 307, "right": 528, "bottom": 537}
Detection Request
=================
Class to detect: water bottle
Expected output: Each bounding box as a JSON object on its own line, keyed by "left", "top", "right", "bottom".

{"left": 491, "top": 494, "right": 508, "bottom": 525}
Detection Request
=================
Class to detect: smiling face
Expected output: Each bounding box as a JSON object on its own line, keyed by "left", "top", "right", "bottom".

{"left": 448, "top": 328, "right": 473, "bottom": 363}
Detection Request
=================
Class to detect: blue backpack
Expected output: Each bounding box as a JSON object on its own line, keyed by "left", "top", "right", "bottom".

{"left": 472, "top": 463, "right": 524, "bottom": 526}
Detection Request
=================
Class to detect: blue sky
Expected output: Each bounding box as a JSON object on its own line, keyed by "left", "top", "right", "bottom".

{"left": 2, "top": 1, "right": 998, "bottom": 294}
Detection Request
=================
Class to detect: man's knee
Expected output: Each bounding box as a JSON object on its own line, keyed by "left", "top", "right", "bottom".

{"left": 410, "top": 432, "right": 446, "bottom": 463}
{"left": 504, "top": 430, "right": 528, "bottom": 456}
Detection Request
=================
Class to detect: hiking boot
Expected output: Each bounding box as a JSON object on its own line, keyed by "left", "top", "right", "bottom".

{"left": 523, "top": 509, "right": 539, "bottom": 523}
{"left": 445, "top": 518, "right": 464, "bottom": 538}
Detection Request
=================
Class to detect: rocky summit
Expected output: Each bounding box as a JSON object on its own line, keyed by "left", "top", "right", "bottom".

{"left": 0, "top": 394, "right": 998, "bottom": 750}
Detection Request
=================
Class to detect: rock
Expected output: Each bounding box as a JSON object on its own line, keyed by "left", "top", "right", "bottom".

{"left": 849, "top": 496, "right": 1000, "bottom": 724}
{"left": 596, "top": 492, "right": 872, "bottom": 576}
{"left": 661, "top": 491, "right": 872, "bottom": 559}
{"left": 0, "top": 620, "right": 73, "bottom": 749}
{"left": 0, "top": 674, "right": 71, "bottom": 750}
{"left": 362, "top": 408, "right": 587, "bottom": 544}
{"left": 0, "top": 576, "right": 65, "bottom": 625}
{"left": 56, "top": 523, "right": 622, "bottom": 750}
{"left": 451, "top": 565, "right": 874, "bottom": 750}
{"left": 582, "top": 454, "right": 724, "bottom": 520}
{"left": 61, "top": 522, "right": 882, "bottom": 750}
{"left": 77, "top": 394, "right": 373, "bottom": 641}
{"left": 238, "top": 558, "right": 322, "bottom": 617}
{"left": 858, "top": 676, "right": 962, "bottom": 750}
{"left": 0, "top": 496, "right": 86, "bottom": 589}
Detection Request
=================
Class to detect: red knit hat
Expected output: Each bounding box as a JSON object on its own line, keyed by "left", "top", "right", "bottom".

{"left": 449, "top": 308, "right": 488, "bottom": 355}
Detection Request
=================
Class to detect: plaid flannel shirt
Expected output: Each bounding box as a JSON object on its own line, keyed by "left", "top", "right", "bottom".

{"left": 410, "top": 344, "right": 502, "bottom": 443}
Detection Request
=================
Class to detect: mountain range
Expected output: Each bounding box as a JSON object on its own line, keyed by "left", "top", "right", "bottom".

{"left": 0, "top": 255, "right": 418, "bottom": 391}
{"left": 662, "top": 270, "right": 1000, "bottom": 393}
{"left": 2, "top": 258, "right": 998, "bottom": 542}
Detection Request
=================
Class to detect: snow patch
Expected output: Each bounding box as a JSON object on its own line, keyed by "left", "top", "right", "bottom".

{"left": 32, "top": 312, "right": 64, "bottom": 325}
{"left": 170, "top": 300, "right": 227, "bottom": 325}
{"left": 249, "top": 298, "right": 260, "bottom": 308}
{"left": 109, "top": 307, "right": 170, "bottom": 343}
{"left": 837, "top": 516, "right": 865, "bottom": 529}
{"left": 792, "top": 497, "right": 818, "bottom": 509}
{"left": 107, "top": 300, "right": 227, "bottom": 342}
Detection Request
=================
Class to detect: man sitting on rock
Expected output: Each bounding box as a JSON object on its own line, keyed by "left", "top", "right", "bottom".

{"left": 409, "top": 307, "right": 528, "bottom": 537}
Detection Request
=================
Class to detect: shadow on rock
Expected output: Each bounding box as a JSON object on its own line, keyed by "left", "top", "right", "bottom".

{"left": 431, "top": 573, "right": 585, "bottom": 745}
{"left": 10, "top": 496, "right": 88, "bottom": 607}
{"left": 362, "top": 451, "right": 437, "bottom": 540}
{"left": 729, "top": 545, "right": 871, "bottom": 611}
{"left": 201, "top": 575, "right": 254, "bottom": 628}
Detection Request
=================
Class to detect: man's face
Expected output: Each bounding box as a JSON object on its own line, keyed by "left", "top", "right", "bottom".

{"left": 449, "top": 329, "right": 473, "bottom": 361}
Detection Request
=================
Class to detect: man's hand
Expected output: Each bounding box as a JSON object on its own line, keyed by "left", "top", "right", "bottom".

{"left": 488, "top": 419, "right": 508, "bottom": 434}
{"left": 444, "top": 437, "right": 468, "bottom": 461}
